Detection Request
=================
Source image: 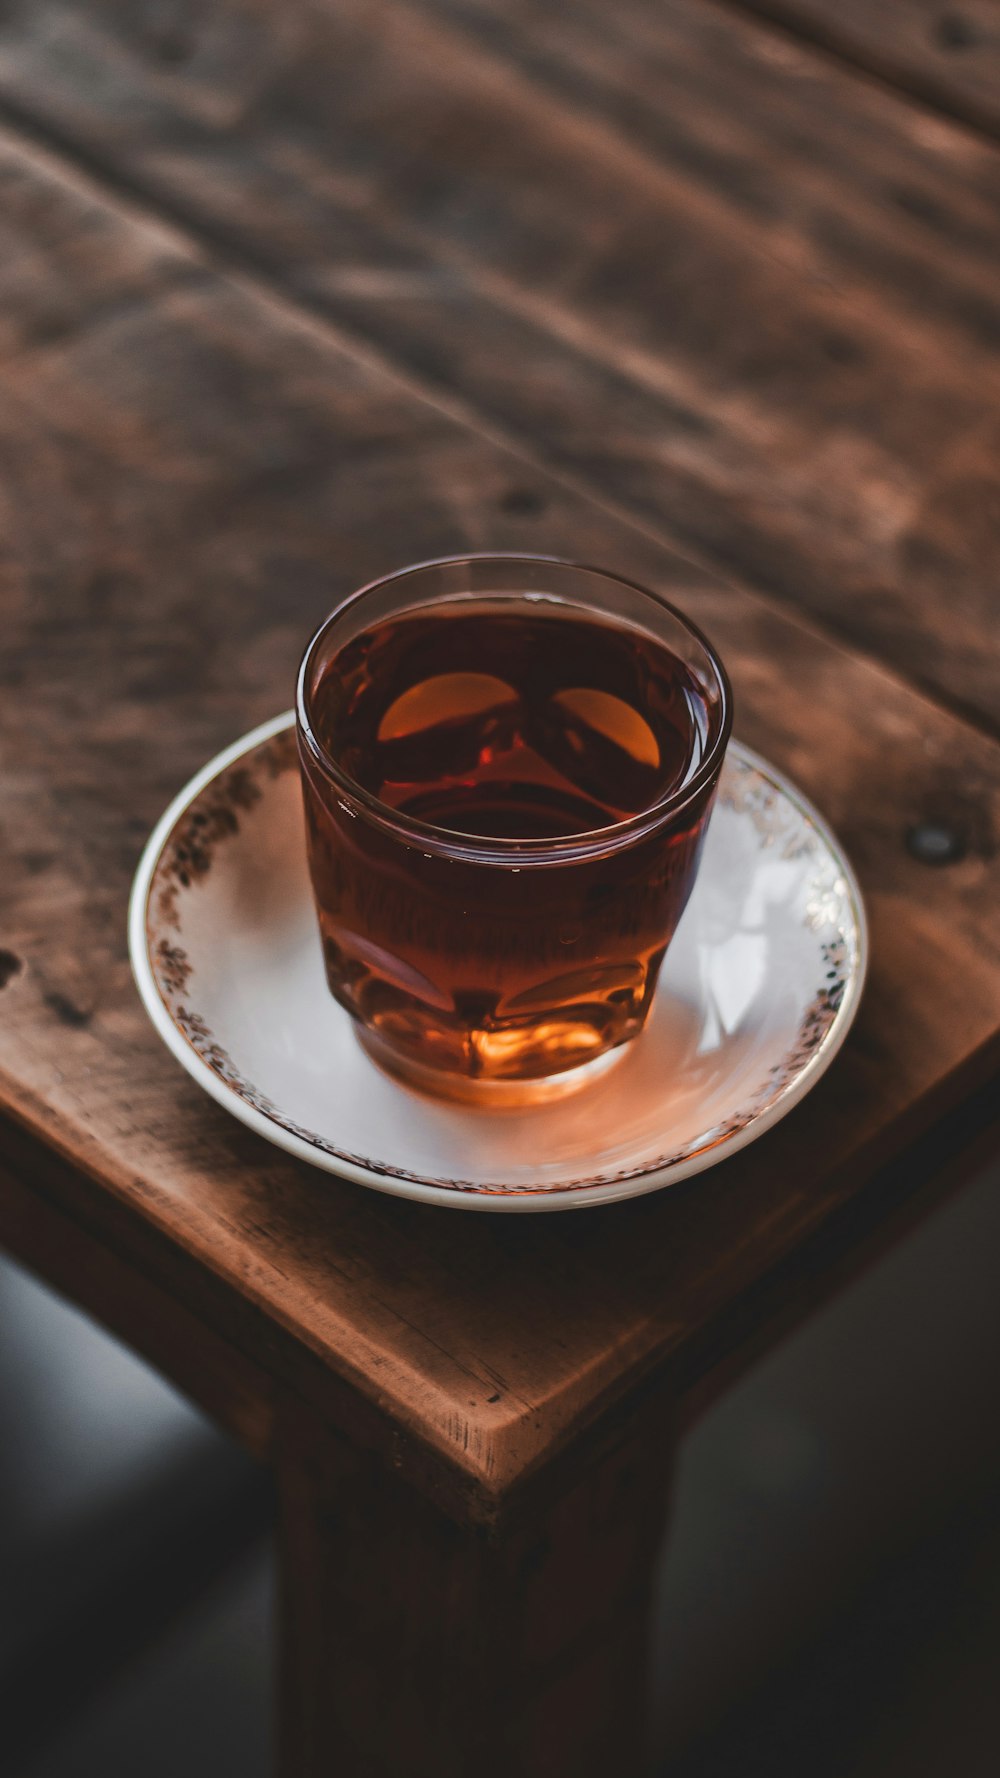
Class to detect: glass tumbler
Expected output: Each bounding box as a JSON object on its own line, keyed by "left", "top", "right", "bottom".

{"left": 296, "top": 555, "right": 732, "bottom": 1103}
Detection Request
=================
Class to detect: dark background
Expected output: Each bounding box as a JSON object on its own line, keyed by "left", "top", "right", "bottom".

{"left": 5, "top": 1152, "right": 999, "bottom": 1775}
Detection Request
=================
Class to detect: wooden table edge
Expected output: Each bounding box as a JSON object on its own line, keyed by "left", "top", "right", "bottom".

{"left": 1, "top": 1034, "right": 997, "bottom": 1530}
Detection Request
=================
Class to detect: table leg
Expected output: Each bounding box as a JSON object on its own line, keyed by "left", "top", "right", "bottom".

{"left": 277, "top": 1409, "right": 674, "bottom": 1778}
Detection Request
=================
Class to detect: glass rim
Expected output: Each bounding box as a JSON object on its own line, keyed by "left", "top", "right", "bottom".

{"left": 295, "top": 553, "right": 734, "bottom": 864}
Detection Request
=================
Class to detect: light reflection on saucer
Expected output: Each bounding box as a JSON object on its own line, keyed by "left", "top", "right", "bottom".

{"left": 131, "top": 721, "right": 866, "bottom": 1211}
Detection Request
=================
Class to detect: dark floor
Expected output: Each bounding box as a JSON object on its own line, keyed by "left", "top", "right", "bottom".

{"left": 21, "top": 1553, "right": 273, "bottom": 1778}
{"left": 4, "top": 1155, "right": 1000, "bottom": 1778}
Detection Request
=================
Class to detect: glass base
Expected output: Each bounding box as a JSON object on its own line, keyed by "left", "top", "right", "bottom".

{"left": 356, "top": 1025, "right": 631, "bottom": 1107}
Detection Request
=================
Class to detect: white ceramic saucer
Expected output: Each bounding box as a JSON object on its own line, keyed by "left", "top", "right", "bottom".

{"left": 129, "top": 714, "right": 867, "bottom": 1212}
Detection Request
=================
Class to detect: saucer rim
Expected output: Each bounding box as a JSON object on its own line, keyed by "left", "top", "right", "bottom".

{"left": 129, "top": 713, "right": 868, "bottom": 1213}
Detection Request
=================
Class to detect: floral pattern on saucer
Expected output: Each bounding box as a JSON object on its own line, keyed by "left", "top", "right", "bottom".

{"left": 131, "top": 716, "right": 867, "bottom": 1209}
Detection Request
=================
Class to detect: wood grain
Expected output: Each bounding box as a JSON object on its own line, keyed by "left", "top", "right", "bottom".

{"left": 731, "top": 0, "right": 1000, "bottom": 140}
{"left": 0, "top": 1128, "right": 275, "bottom": 1459}
{"left": 278, "top": 1402, "right": 674, "bottom": 1776}
{"left": 0, "top": 0, "right": 999, "bottom": 727}
{"left": 0, "top": 126, "right": 998, "bottom": 1518}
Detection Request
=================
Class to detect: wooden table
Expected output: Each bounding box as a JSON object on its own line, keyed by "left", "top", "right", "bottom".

{"left": 1, "top": 3, "right": 998, "bottom": 1772}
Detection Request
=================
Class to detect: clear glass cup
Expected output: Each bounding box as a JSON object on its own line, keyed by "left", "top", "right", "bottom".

{"left": 296, "top": 555, "right": 732, "bottom": 1103}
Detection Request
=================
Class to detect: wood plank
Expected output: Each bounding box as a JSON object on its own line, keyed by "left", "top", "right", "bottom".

{"left": 0, "top": 128, "right": 998, "bottom": 1519}
{"left": 0, "top": 1130, "right": 275, "bottom": 1460}
{"left": 0, "top": 0, "right": 999, "bottom": 728}
{"left": 731, "top": 0, "right": 1000, "bottom": 141}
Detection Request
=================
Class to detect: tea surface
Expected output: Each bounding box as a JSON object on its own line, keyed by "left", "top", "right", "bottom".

{"left": 312, "top": 602, "right": 708, "bottom": 840}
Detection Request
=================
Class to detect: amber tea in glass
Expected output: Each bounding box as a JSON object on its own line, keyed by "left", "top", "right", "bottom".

{"left": 296, "top": 556, "right": 731, "bottom": 1101}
